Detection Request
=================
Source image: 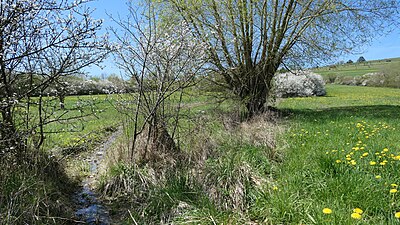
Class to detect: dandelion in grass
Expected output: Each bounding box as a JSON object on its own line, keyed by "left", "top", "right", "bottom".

{"left": 351, "top": 212, "right": 362, "bottom": 220}
{"left": 272, "top": 186, "right": 278, "bottom": 191}
{"left": 375, "top": 175, "right": 382, "bottom": 179}
{"left": 336, "top": 160, "right": 342, "bottom": 163}
{"left": 395, "top": 212, "right": 400, "bottom": 218}
{"left": 390, "top": 189, "right": 397, "bottom": 194}
{"left": 370, "top": 161, "right": 377, "bottom": 166}
{"left": 353, "top": 208, "right": 363, "bottom": 214}
{"left": 322, "top": 208, "right": 332, "bottom": 214}
{"left": 362, "top": 153, "right": 369, "bottom": 157}
{"left": 391, "top": 184, "right": 398, "bottom": 188}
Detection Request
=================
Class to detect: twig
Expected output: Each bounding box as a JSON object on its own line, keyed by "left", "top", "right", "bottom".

{"left": 128, "top": 210, "right": 138, "bottom": 225}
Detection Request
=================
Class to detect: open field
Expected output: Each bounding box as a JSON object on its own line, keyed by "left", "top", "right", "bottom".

{"left": 84, "top": 85, "right": 400, "bottom": 224}
{"left": 313, "top": 57, "right": 400, "bottom": 77}
{"left": 269, "top": 85, "right": 400, "bottom": 224}
{"left": 2, "top": 84, "right": 400, "bottom": 224}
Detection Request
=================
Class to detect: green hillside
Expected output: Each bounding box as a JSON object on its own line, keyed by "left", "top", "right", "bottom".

{"left": 313, "top": 57, "right": 400, "bottom": 77}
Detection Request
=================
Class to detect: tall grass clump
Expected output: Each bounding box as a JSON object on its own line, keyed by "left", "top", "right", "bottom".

{"left": 0, "top": 150, "right": 77, "bottom": 225}
{"left": 98, "top": 104, "right": 284, "bottom": 224}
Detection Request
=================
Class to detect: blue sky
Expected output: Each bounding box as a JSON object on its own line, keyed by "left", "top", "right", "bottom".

{"left": 84, "top": 0, "right": 400, "bottom": 77}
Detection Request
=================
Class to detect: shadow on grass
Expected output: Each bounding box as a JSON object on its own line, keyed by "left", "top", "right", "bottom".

{"left": 282, "top": 105, "right": 400, "bottom": 121}
{"left": 0, "top": 150, "right": 79, "bottom": 224}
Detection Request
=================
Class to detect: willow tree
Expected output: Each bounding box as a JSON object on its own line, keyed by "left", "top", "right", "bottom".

{"left": 168, "top": 0, "right": 399, "bottom": 116}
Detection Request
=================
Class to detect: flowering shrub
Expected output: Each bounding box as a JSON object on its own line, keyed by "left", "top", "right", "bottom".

{"left": 43, "top": 76, "right": 132, "bottom": 96}
{"left": 273, "top": 71, "right": 326, "bottom": 98}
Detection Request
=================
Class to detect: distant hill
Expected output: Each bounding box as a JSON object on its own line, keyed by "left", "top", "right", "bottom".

{"left": 313, "top": 57, "right": 400, "bottom": 77}
{"left": 312, "top": 57, "right": 400, "bottom": 88}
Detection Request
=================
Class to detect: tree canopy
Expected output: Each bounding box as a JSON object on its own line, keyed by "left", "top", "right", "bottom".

{"left": 167, "top": 0, "right": 399, "bottom": 116}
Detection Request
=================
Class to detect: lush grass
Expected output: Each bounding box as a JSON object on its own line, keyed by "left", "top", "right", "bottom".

{"left": 258, "top": 84, "right": 400, "bottom": 224}
{"left": 313, "top": 57, "right": 400, "bottom": 77}
{"left": 11, "top": 84, "right": 399, "bottom": 224}
{"left": 43, "top": 94, "right": 121, "bottom": 151}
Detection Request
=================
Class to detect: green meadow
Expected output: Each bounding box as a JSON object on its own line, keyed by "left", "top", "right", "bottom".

{"left": 90, "top": 85, "right": 400, "bottom": 224}
{"left": 3, "top": 84, "right": 400, "bottom": 224}
{"left": 269, "top": 85, "right": 400, "bottom": 224}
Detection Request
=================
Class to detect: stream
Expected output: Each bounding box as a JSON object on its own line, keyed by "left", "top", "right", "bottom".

{"left": 74, "top": 128, "right": 122, "bottom": 224}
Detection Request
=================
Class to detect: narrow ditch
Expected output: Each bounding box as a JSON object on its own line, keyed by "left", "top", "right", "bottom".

{"left": 74, "top": 127, "right": 122, "bottom": 224}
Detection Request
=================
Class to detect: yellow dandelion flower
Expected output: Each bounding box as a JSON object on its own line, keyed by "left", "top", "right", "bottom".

{"left": 351, "top": 212, "right": 362, "bottom": 220}
{"left": 323, "top": 208, "right": 332, "bottom": 214}
{"left": 336, "top": 160, "right": 342, "bottom": 163}
{"left": 390, "top": 189, "right": 398, "bottom": 193}
{"left": 350, "top": 160, "right": 356, "bottom": 165}
{"left": 395, "top": 212, "right": 400, "bottom": 218}
{"left": 370, "top": 161, "right": 377, "bottom": 166}
{"left": 346, "top": 157, "right": 352, "bottom": 161}
{"left": 375, "top": 175, "right": 382, "bottom": 179}
{"left": 360, "top": 147, "right": 365, "bottom": 150}
{"left": 272, "top": 186, "right": 278, "bottom": 191}
{"left": 383, "top": 148, "right": 389, "bottom": 152}
{"left": 380, "top": 162, "right": 386, "bottom": 166}
{"left": 353, "top": 208, "right": 363, "bottom": 214}
{"left": 391, "top": 184, "right": 398, "bottom": 188}
{"left": 362, "top": 153, "right": 369, "bottom": 157}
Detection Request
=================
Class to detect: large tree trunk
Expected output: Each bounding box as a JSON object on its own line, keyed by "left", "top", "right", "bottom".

{"left": 245, "top": 85, "right": 268, "bottom": 117}
{"left": 241, "top": 67, "right": 276, "bottom": 118}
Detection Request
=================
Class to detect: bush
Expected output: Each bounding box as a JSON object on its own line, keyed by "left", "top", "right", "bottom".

{"left": 273, "top": 71, "right": 326, "bottom": 98}
{"left": 324, "top": 73, "right": 338, "bottom": 84}
{"left": 43, "top": 76, "right": 134, "bottom": 97}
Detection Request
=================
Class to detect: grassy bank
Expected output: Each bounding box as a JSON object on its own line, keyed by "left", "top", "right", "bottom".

{"left": 0, "top": 94, "right": 121, "bottom": 224}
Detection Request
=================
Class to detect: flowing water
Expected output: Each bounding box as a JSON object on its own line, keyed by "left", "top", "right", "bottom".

{"left": 74, "top": 128, "right": 121, "bottom": 224}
